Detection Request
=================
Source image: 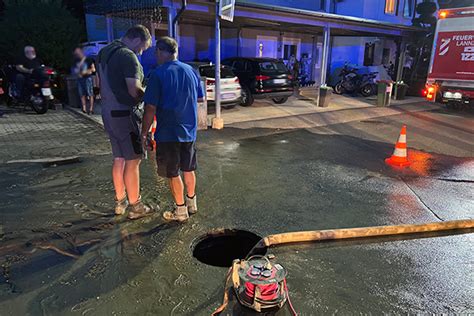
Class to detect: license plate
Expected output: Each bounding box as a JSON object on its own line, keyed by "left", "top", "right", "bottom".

{"left": 222, "top": 93, "right": 235, "bottom": 100}
{"left": 274, "top": 79, "right": 286, "bottom": 84}
{"left": 41, "top": 88, "right": 52, "bottom": 96}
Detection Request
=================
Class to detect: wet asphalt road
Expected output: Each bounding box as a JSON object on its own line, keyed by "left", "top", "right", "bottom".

{"left": 0, "top": 105, "right": 473, "bottom": 315}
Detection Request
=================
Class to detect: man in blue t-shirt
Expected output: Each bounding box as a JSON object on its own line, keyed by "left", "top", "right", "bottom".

{"left": 141, "top": 37, "right": 203, "bottom": 222}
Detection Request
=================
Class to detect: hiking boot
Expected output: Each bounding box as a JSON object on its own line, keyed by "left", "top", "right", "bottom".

{"left": 115, "top": 196, "right": 128, "bottom": 215}
{"left": 127, "top": 199, "right": 153, "bottom": 220}
{"left": 186, "top": 195, "right": 198, "bottom": 215}
{"left": 163, "top": 204, "right": 189, "bottom": 222}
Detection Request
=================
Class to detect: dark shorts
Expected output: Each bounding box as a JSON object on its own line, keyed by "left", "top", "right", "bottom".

{"left": 156, "top": 142, "right": 197, "bottom": 178}
{"left": 102, "top": 109, "right": 143, "bottom": 161}
{"left": 78, "top": 77, "right": 94, "bottom": 97}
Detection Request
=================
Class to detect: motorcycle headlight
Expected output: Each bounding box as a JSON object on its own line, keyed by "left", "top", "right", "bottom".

{"left": 443, "top": 91, "right": 453, "bottom": 98}
{"left": 453, "top": 92, "right": 462, "bottom": 99}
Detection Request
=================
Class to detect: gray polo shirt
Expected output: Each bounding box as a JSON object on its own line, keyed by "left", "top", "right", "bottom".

{"left": 98, "top": 40, "right": 144, "bottom": 107}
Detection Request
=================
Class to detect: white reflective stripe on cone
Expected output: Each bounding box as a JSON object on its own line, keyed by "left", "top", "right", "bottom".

{"left": 393, "top": 148, "right": 407, "bottom": 157}
{"left": 398, "top": 134, "right": 407, "bottom": 143}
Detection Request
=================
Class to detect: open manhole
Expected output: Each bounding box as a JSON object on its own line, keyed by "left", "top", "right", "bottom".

{"left": 192, "top": 229, "right": 266, "bottom": 267}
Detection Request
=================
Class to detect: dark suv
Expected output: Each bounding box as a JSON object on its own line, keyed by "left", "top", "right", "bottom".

{"left": 222, "top": 57, "right": 294, "bottom": 106}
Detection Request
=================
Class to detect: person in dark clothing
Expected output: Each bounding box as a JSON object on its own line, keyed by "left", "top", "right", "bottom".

{"left": 15, "top": 46, "right": 42, "bottom": 98}
{"left": 98, "top": 25, "right": 152, "bottom": 219}
{"left": 72, "top": 47, "right": 96, "bottom": 114}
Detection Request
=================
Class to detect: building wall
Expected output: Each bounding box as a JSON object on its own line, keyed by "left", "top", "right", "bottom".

{"left": 85, "top": 14, "right": 107, "bottom": 42}
{"left": 179, "top": 26, "right": 316, "bottom": 62}
{"left": 237, "top": 0, "right": 419, "bottom": 25}
{"left": 84, "top": 0, "right": 404, "bottom": 84}
{"left": 329, "top": 36, "right": 398, "bottom": 85}
{"left": 335, "top": 0, "right": 417, "bottom": 25}
{"left": 85, "top": 14, "right": 139, "bottom": 42}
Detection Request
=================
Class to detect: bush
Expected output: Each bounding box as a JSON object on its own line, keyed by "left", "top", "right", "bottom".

{"left": 0, "top": 0, "right": 84, "bottom": 71}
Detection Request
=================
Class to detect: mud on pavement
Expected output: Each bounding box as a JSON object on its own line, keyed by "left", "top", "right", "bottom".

{"left": 0, "top": 107, "right": 473, "bottom": 314}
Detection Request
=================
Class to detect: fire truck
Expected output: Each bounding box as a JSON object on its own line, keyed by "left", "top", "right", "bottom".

{"left": 425, "top": 7, "right": 474, "bottom": 108}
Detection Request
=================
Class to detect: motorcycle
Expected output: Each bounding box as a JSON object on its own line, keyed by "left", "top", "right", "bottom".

{"left": 333, "top": 64, "right": 378, "bottom": 97}
{"left": 359, "top": 72, "right": 378, "bottom": 97}
{"left": 1, "top": 64, "right": 57, "bottom": 114}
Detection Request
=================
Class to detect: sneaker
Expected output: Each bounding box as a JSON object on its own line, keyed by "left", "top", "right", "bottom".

{"left": 186, "top": 195, "right": 198, "bottom": 215}
{"left": 115, "top": 196, "right": 128, "bottom": 215}
{"left": 163, "top": 204, "right": 189, "bottom": 222}
{"left": 127, "top": 199, "right": 153, "bottom": 220}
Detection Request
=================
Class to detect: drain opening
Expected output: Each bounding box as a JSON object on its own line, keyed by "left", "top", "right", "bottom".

{"left": 192, "top": 229, "right": 266, "bottom": 267}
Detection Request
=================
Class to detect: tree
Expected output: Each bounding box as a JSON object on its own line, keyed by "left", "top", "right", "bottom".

{"left": 62, "top": 0, "right": 85, "bottom": 20}
{"left": 413, "top": 0, "right": 437, "bottom": 30}
{"left": 0, "top": 0, "right": 85, "bottom": 71}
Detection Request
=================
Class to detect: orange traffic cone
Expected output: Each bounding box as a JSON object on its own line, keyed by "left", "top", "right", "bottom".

{"left": 149, "top": 116, "right": 157, "bottom": 150}
{"left": 385, "top": 125, "right": 411, "bottom": 167}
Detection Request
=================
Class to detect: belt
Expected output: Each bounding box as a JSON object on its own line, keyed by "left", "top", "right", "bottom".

{"left": 110, "top": 110, "right": 130, "bottom": 117}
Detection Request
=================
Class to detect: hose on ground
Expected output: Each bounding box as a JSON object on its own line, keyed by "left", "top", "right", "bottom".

{"left": 213, "top": 219, "right": 474, "bottom": 315}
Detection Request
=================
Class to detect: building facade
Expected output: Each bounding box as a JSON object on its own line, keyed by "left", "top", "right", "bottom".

{"left": 84, "top": 0, "right": 430, "bottom": 84}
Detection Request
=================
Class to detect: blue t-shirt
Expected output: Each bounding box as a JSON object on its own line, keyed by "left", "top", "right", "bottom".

{"left": 144, "top": 60, "right": 204, "bottom": 142}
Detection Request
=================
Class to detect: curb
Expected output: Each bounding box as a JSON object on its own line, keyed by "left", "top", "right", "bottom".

{"left": 67, "top": 106, "right": 104, "bottom": 129}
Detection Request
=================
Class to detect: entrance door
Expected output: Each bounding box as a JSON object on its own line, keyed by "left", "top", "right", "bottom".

{"left": 282, "top": 37, "right": 301, "bottom": 70}
{"left": 256, "top": 35, "right": 278, "bottom": 58}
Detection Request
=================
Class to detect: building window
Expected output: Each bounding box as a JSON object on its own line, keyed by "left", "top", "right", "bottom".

{"left": 385, "top": 0, "right": 398, "bottom": 15}
{"left": 382, "top": 48, "right": 391, "bottom": 65}
{"left": 403, "top": 0, "right": 414, "bottom": 17}
{"left": 364, "top": 43, "right": 375, "bottom": 66}
{"left": 283, "top": 44, "right": 298, "bottom": 60}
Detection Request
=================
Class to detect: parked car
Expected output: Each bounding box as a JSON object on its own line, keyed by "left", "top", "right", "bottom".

{"left": 222, "top": 57, "right": 294, "bottom": 106}
{"left": 186, "top": 62, "right": 241, "bottom": 109}
{"left": 81, "top": 41, "right": 108, "bottom": 61}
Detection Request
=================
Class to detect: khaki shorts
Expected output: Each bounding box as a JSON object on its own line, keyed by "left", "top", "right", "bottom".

{"left": 102, "top": 109, "right": 143, "bottom": 160}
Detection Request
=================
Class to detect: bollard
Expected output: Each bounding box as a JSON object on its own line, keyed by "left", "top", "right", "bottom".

{"left": 377, "top": 80, "right": 393, "bottom": 106}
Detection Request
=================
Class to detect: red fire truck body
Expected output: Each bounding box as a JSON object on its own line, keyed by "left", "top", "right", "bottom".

{"left": 425, "top": 7, "right": 474, "bottom": 107}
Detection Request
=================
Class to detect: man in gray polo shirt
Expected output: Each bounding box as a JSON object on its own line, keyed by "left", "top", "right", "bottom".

{"left": 98, "top": 25, "right": 152, "bottom": 219}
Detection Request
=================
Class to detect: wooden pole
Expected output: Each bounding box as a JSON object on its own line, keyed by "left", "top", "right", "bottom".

{"left": 261, "top": 219, "right": 474, "bottom": 248}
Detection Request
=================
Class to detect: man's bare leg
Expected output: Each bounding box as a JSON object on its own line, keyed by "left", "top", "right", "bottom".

{"left": 169, "top": 176, "right": 185, "bottom": 205}
{"left": 125, "top": 159, "right": 152, "bottom": 220}
{"left": 184, "top": 171, "right": 197, "bottom": 214}
{"left": 112, "top": 158, "right": 126, "bottom": 200}
{"left": 112, "top": 158, "right": 128, "bottom": 215}
{"left": 183, "top": 171, "right": 196, "bottom": 197}
{"left": 124, "top": 159, "right": 141, "bottom": 204}
{"left": 163, "top": 175, "right": 189, "bottom": 222}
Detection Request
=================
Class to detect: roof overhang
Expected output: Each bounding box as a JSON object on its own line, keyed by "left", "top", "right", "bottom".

{"left": 234, "top": 2, "right": 426, "bottom": 37}
{"left": 171, "top": 0, "right": 427, "bottom": 37}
